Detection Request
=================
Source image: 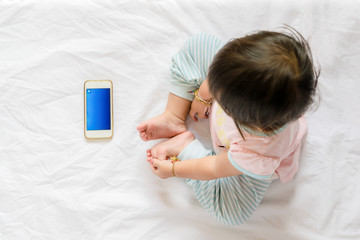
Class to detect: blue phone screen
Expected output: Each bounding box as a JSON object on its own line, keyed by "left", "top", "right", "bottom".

{"left": 86, "top": 88, "right": 111, "bottom": 130}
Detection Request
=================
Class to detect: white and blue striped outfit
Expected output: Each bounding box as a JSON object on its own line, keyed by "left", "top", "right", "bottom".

{"left": 170, "top": 33, "right": 272, "bottom": 225}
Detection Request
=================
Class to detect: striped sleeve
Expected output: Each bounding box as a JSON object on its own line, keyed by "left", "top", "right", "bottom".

{"left": 170, "top": 33, "right": 224, "bottom": 101}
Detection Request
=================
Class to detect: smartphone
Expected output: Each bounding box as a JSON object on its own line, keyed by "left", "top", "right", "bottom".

{"left": 84, "top": 80, "right": 113, "bottom": 139}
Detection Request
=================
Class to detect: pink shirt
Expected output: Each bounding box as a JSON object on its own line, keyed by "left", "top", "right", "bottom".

{"left": 209, "top": 101, "right": 308, "bottom": 183}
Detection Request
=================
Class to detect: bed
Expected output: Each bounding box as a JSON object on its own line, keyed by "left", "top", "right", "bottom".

{"left": 1, "top": 0, "right": 359, "bottom": 239}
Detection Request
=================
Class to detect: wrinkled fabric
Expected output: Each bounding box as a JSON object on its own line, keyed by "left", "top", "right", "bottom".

{"left": 0, "top": 0, "right": 360, "bottom": 240}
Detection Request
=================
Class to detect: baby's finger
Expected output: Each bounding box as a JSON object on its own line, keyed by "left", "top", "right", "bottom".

{"left": 146, "top": 149, "right": 152, "bottom": 157}
{"left": 204, "top": 106, "right": 210, "bottom": 118}
{"left": 197, "top": 110, "right": 206, "bottom": 119}
{"left": 150, "top": 164, "right": 157, "bottom": 174}
{"left": 190, "top": 110, "right": 198, "bottom": 122}
{"left": 152, "top": 159, "right": 160, "bottom": 168}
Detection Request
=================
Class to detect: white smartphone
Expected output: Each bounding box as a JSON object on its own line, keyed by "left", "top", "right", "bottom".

{"left": 84, "top": 80, "right": 113, "bottom": 139}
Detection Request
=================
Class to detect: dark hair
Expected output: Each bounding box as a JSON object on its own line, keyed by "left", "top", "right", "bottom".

{"left": 208, "top": 28, "right": 319, "bottom": 135}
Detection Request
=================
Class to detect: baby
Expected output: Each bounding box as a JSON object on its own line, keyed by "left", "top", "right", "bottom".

{"left": 137, "top": 29, "right": 319, "bottom": 225}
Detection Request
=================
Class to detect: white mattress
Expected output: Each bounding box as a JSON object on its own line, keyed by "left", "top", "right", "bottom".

{"left": 1, "top": 0, "right": 360, "bottom": 239}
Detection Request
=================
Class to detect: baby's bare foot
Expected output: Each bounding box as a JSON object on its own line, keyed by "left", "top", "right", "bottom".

{"left": 137, "top": 110, "right": 186, "bottom": 141}
{"left": 148, "top": 131, "right": 195, "bottom": 160}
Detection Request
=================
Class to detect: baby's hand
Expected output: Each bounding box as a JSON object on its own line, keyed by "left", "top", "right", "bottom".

{"left": 190, "top": 99, "right": 210, "bottom": 122}
{"left": 150, "top": 158, "right": 173, "bottom": 179}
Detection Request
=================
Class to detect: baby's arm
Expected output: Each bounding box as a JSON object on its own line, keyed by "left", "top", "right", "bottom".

{"left": 151, "top": 151, "right": 243, "bottom": 180}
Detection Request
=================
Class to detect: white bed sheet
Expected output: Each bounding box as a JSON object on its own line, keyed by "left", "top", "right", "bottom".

{"left": 1, "top": 0, "right": 360, "bottom": 239}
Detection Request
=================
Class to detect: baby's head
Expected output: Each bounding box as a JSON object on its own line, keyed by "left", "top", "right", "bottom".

{"left": 208, "top": 28, "right": 319, "bottom": 133}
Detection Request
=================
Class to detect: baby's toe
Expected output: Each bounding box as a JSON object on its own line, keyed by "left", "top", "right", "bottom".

{"left": 140, "top": 132, "right": 148, "bottom": 141}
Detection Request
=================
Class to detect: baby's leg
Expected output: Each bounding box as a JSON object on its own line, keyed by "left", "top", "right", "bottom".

{"left": 146, "top": 131, "right": 195, "bottom": 161}
{"left": 137, "top": 93, "right": 191, "bottom": 141}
